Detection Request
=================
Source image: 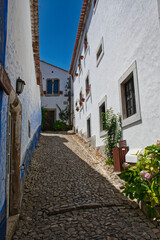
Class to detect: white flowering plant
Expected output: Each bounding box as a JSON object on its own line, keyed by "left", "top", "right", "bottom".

{"left": 120, "top": 145, "right": 160, "bottom": 218}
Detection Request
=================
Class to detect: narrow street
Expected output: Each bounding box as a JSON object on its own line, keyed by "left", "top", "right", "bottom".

{"left": 13, "top": 133, "right": 160, "bottom": 240}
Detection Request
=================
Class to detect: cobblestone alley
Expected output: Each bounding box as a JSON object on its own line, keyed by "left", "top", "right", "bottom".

{"left": 12, "top": 133, "right": 160, "bottom": 240}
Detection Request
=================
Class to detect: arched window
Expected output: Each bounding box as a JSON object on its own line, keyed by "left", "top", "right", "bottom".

{"left": 46, "top": 79, "right": 59, "bottom": 95}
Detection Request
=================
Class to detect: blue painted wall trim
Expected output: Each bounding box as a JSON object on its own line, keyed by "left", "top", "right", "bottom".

{"left": 0, "top": 201, "right": 6, "bottom": 240}
{"left": 0, "top": 0, "right": 8, "bottom": 236}
{"left": 0, "top": 0, "right": 8, "bottom": 66}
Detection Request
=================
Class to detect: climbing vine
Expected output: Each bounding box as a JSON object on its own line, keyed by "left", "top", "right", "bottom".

{"left": 102, "top": 108, "right": 122, "bottom": 164}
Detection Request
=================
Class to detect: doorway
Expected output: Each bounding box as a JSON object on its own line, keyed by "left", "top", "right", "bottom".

{"left": 42, "top": 109, "right": 56, "bottom": 131}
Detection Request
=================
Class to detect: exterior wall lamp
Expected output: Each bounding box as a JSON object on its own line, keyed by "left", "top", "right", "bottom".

{"left": 16, "top": 77, "right": 26, "bottom": 95}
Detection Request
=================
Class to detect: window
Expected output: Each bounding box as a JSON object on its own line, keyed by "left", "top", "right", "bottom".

{"left": 78, "top": 58, "right": 82, "bottom": 73}
{"left": 97, "top": 44, "right": 102, "bottom": 61}
{"left": 79, "top": 91, "right": 84, "bottom": 108}
{"left": 84, "top": 33, "right": 88, "bottom": 53}
{"left": 119, "top": 61, "right": 141, "bottom": 127}
{"left": 124, "top": 74, "right": 136, "bottom": 118}
{"left": 98, "top": 95, "right": 107, "bottom": 137}
{"left": 94, "top": 0, "right": 99, "bottom": 11}
{"left": 99, "top": 102, "right": 105, "bottom": 132}
{"left": 85, "top": 76, "right": 90, "bottom": 97}
{"left": 96, "top": 38, "right": 104, "bottom": 66}
{"left": 94, "top": 0, "right": 97, "bottom": 7}
{"left": 87, "top": 117, "right": 91, "bottom": 138}
{"left": 46, "top": 79, "right": 59, "bottom": 95}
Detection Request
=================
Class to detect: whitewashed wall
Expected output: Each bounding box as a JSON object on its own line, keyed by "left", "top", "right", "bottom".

{"left": 40, "top": 61, "right": 70, "bottom": 120}
{"left": 5, "top": 0, "right": 41, "bottom": 161}
{"left": 73, "top": 0, "right": 160, "bottom": 150}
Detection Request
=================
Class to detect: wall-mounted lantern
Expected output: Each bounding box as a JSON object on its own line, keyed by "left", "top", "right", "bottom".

{"left": 16, "top": 77, "right": 26, "bottom": 95}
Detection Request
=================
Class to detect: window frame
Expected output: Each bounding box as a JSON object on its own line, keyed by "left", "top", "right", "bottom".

{"left": 119, "top": 61, "right": 141, "bottom": 127}
{"left": 96, "top": 37, "right": 104, "bottom": 67}
{"left": 46, "top": 78, "right": 60, "bottom": 96}
{"left": 98, "top": 95, "right": 107, "bottom": 137}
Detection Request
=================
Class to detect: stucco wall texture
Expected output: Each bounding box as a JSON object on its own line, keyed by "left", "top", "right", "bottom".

{"left": 0, "top": 89, "right": 8, "bottom": 212}
{"left": 41, "top": 61, "right": 70, "bottom": 121}
{"left": 0, "top": 0, "right": 8, "bottom": 214}
{"left": 74, "top": 0, "right": 160, "bottom": 150}
{"left": 5, "top": 0, "right": 41, "bottom": 161}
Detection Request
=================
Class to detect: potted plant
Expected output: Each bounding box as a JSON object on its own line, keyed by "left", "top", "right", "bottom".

{"left": 75, "top": 73, "right": 78, "bottom": 77}
{"left": 76, "top": 107, "right": 79, "bottom": 112}
{"left": 80, "top": 56, "right": 84, "bottom": 60}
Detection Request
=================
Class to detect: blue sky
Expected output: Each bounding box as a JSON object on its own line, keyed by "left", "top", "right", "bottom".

{"left": 39, "top": 0, "right": 83, "bottom": 71}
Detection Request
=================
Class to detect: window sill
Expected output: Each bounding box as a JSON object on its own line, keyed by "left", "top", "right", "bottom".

{"left": 46, "top": 93, "right": 60, "bottom": 97}
{"left": 122, "top": 112, "right": 141, "bottom": 128}
{"left": 100, "top": 130, "right": 107, "bottom": 138}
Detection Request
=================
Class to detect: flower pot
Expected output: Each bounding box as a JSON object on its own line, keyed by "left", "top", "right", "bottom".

{"left": 79, "top": 101, "right": 83, "bottom": 107}
{"left": 75, "top": 73, "right": 78, "bottom": 77}
{"left": 84, "top": 41, "right": 88, "bottom": 47}
{"left": 80, "top": 56, "right": 84, "bottom": 60}
{"left": 81, "top": 98, "right": 85, "bottom": 102}
{"left": 78, "top": 64, "right": 81, "bottom": 68}
{"left": 76, "top": 107, "right": 79, "bottom": 112}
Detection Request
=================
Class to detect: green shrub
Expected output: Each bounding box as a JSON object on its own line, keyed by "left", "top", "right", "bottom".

{"left": 102, "top": 108, "right": 121, "bottom": 164}
{"left": 53, "top": 120, "right": 72, "bottom": 131}
{"left": 120, "top": 145, "right": 160, "bottom": 218}
{"left": 56, "top": 105, "right": 69, "bottom": 123}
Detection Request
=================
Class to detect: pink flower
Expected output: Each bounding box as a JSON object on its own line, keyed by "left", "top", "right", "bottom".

{"left": 140, "top": 170, "right": 147, "bottom": 178}
{"left": 144, "top": 172, "right": 152, "bottom": 180}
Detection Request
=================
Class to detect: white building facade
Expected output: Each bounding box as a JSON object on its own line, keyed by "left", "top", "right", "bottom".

{"left": 40, "top": 61, "right": 71, "bottom": 129}
{"left": 69, "top": 0, "right": 160, "bottom": 155}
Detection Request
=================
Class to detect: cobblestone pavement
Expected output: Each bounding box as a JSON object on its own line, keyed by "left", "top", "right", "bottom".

{"left": 13, "top": 133, "right": 160, "bottom": 240}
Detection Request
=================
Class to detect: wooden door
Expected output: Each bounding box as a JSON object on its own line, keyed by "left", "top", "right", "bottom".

{"left": 46, "top": 111, "right": 55, "bottom": 130}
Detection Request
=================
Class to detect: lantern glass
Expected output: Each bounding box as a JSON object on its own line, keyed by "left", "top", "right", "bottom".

{"left": 16, "top": 77, "right": 25, "bottom": 95}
